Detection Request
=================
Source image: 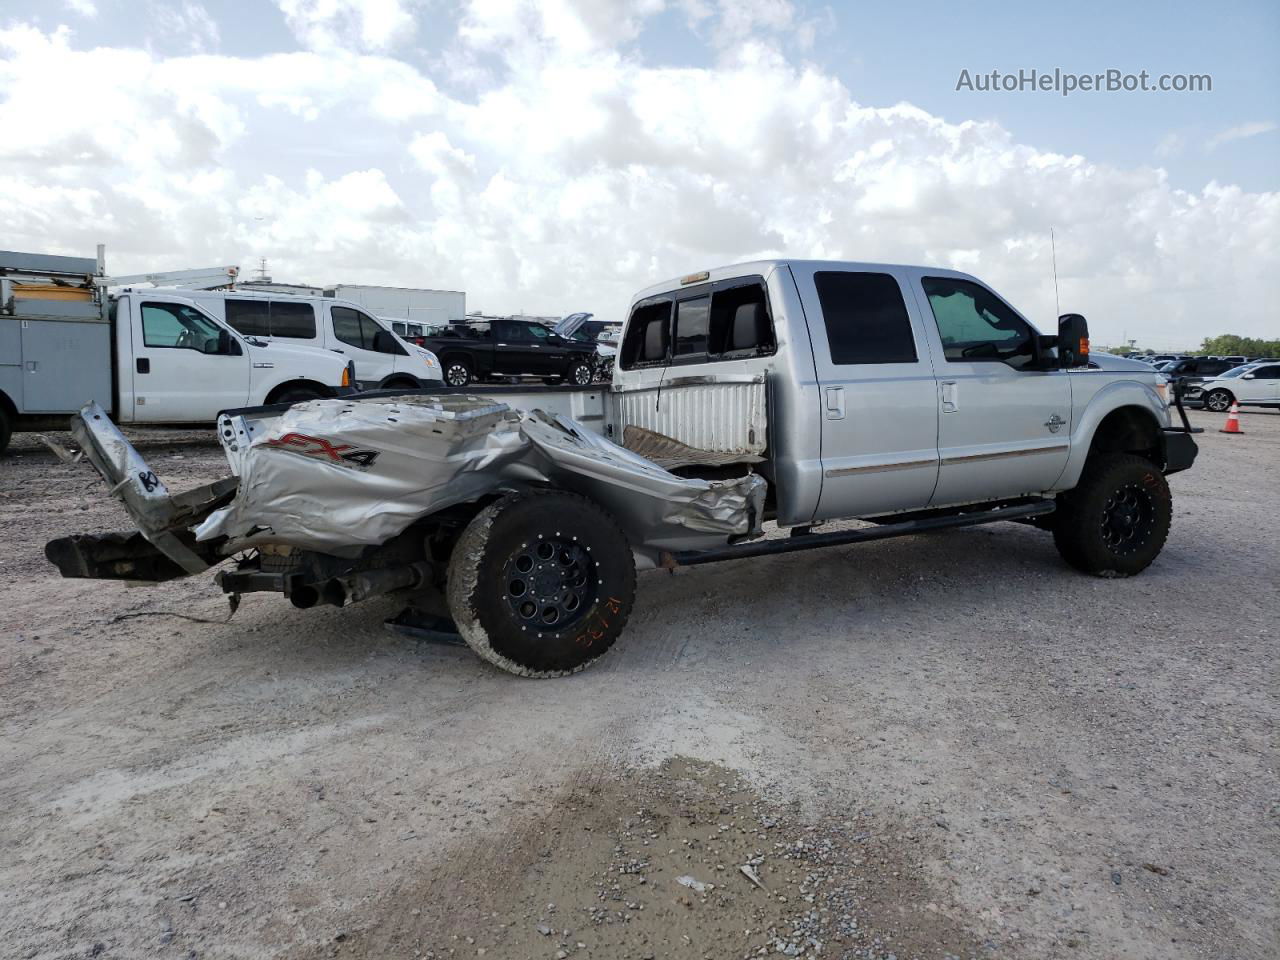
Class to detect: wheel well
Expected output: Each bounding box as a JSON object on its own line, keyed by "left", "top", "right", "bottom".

{"left": 379, "top": 375, "right": 420, "bottom": 389}
{"left": 440, "top": 353, "right": 471, "bottom": 369}
{"left": 0, "top": 389, "right": 16, "bottom": 424}
{"left": 264, "top": 379, "right": 331, "bottom": 404}
{"left": 1087, "top": 406, "right": 1162, "bottom": 468}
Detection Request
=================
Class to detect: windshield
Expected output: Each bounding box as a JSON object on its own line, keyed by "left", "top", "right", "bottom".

{"left": 1220, "top": 365, "right": 1255, "bottom": 378}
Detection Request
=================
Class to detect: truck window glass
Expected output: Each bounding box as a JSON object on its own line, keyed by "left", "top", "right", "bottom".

{"left": 921, "top": 277, "right": 1035, "bottom": 368}
{"left": 141, "top": 302, "right": 224, "bottom": 352}
{"left": 621, "top": 301, "right": 671, "bottom": 369}
{"left": 270, "top": 301, "right": 316, "bottom": 339}
{"left": 707, "top": 283, "right": 775, "bottom": 358}
{"left": 224, "top": 299, "right": 269, "bottom": 337}
{"left": 813, "top": 272, "right": 917, "bottom": 364}
{"left": 673, "top": 296, "right": 711, "bottom": 360}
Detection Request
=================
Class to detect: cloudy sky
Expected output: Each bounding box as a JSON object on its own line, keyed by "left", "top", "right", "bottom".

{"left": 2, "top": 0, "right": 1277, "bottom": 348}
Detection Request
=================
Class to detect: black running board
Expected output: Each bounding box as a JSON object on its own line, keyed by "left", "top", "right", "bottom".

{"left": 660, "top": 499, "right": 1055, "bottom": 568}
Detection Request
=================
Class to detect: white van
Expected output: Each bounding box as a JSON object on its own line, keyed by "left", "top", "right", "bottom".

{"left": 179, "top": 290, "right": 443, "bottom": 390}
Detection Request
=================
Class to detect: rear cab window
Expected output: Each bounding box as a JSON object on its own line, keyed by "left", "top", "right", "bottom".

{"left": 620, "top": 276, "right": 775, "bottom": 371}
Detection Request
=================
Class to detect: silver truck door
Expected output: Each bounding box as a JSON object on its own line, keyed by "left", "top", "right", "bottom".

{"left": 907, "top": 271, "right": 1072, "bottom": 506}
{"left": 792, "top": 266, "right": 941, "bottom": 521}
{"left": 128, "top": 296, "right": 251, "bottom": 423}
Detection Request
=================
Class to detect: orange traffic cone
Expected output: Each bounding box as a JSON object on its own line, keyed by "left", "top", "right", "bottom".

{"left": 1220, "top": 402, "right": 1243, "bottom": 434}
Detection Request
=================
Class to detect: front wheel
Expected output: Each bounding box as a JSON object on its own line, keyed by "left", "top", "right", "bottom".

{"left": 567, "top": 361, "right": 593, "bottom": 386}
{"left": 1052, "top": 454, "right": 1172, "bottom": 577}
{"left": 446, "top": 491, "right": 637, "bottom": 677}
{"left": 444, "top": 360, "right": 472, "bottom": 387}
{"left": 1203, "top": 389, "right": 1233, "bottom": 413}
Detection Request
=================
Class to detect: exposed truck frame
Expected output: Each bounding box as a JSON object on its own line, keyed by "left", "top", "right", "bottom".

{"left": 46, "top": 259, "right": 1200, "bottom": 678}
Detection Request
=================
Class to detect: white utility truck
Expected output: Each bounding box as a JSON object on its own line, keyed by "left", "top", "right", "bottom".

{"left": 48, "top": 259, "right": 1198, "bottom": 678}
{"left": 0, "top": 251, "right": 353, "bottom": 453}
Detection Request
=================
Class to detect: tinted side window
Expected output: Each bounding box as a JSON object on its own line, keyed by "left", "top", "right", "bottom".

{"left": 814, "top": 272, "right": 917, "bottom": 364}
{"left": 225, "top": 299, "right": 269, "bottom": 337}
{"left": 673, "top": 296, "right": 710, "bottom": 360}
{"left": 271, "top": 301, "right": 316, "bottom": 339}
{"left": 921, "top": 277, "right": 1035, "bottom": 368}
{"left": 1253, "top": 365, "right": 1280, "bottom": 378}
{"left": 621, "top": 300, "right": 671, "bottom": 369}
{"left": 332, "top": 306, "right": 365, "bottom": 349}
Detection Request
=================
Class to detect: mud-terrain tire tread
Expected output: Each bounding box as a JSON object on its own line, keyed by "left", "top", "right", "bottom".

{"left": 1052, "top": 453, "right": 1172, "bottom": 577}
{"left": 446, "top": 491, "right": 636, "bottom": 678}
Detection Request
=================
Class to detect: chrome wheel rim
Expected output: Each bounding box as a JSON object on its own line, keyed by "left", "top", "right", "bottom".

{"left": 1206, "top": 392, "right": 1230, "bottom": 412}
{"left": 573, "top": 365, "right": 591, "bottom": 385}
{"left": 446, "top": 364, "right": 468, "bottom": 386}
{"left": 1101, "top": 484, "right": 1154, "bottom": 556}
{"left": 503, "top": 537, "right": 597, "bottom": 630}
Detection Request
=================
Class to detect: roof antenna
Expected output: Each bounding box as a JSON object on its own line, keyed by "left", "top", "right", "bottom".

{"left": 1050, "top": 227, "right": 1061, "bottom": 318}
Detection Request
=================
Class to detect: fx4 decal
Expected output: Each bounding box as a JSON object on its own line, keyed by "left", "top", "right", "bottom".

{"left": 266, "top": 432, "right": 380, "bottom": 469}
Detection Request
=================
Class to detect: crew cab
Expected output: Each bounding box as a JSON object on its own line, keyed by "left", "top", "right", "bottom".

{"left": 47, "top": 259, "right": 1198, "bottom": 679}
{"left": 424, "top": 316, "right": 598, "bottom": 387}
{"left": 0, "top": 251, "right": 353, "bottom": 454}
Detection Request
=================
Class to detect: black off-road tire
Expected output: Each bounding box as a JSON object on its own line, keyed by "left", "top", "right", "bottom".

{"left": 444, "top": 359, "right": 472, "bottom": 388}
{"left": 1203, "top": 389, "right": 1233, "bottom": 413}
{"left": 1052, "top": 454, "right": 1172, "bottom": 577}
{"left": 446, "top": 491, "right": 637, "bottom": 677}
{"left": 0, "top": 405, "right": 11, "bottom": 455}
{"left": 568, "top": 361, "right": 593, "bottom": 386}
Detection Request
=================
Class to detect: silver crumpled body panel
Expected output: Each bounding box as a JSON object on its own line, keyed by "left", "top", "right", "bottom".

{"left": 196, "top": 395, "right": 766, "bottom": 562}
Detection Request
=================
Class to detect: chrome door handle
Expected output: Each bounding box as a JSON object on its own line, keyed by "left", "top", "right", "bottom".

{"left": 825, "top": 386, "right": 845, "bottom": 420}
{"left": 497, "top": 342, "right": 508, "bottom": 346}
{"left": 941, "top": 380, "right": 958, "bottom": 413}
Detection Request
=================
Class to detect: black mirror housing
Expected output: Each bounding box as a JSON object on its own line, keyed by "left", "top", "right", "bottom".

{"left": 1057, "top": 314, "right": 1090, "bottom": 368}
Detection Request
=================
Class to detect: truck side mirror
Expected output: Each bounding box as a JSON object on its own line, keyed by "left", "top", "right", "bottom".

{"left": 1057, "top": 314, "right": 1090, "bottom": 368}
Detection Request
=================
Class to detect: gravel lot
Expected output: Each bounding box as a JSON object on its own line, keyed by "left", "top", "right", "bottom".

{"left": 1, "top": 407, "right": 1276, "bottom": 960}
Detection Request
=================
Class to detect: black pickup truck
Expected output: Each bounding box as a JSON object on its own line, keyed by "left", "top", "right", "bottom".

{"left": 424, "top": 317, "right": 599, "bottom": 387}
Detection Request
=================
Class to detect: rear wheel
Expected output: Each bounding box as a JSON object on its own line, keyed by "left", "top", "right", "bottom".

{"left": 1204, "top": 389, "right": 1233, "bottom": 413}
{"left": 0, "top": 405, "right": 11, "bottom": 455}
{"left": 444, "top": 360, "right": 472, "bottom": 387}
{"left": 1052, "top": 454, "right": 1172, "bottom": 577}
{"left": 446, "top": 491, "right": 636, "bottom": 677}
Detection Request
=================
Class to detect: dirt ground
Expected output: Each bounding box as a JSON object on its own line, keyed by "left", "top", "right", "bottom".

{"left": 1, "top": 407, "right": 1276, "bottom": 960}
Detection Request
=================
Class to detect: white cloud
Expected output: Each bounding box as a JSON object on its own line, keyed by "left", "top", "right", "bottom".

{"left": 276, "top": 0, "right": 417, "bottom": 51}
{"left": 1206, "top": 120, "right": 1277, "bottom": 151}
{"left": 152, "top": 1, "right": 221, "bottom": 54}
{"left": 0, "top": 15, "right": 1276, "bottom": 345}
{"left": 64, "top": 0, "right": 97, "bottom": 17}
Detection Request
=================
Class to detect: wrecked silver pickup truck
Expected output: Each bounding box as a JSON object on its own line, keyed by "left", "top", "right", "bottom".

{"left": 47, "top": 260, "right": 1198, "bottom": 677}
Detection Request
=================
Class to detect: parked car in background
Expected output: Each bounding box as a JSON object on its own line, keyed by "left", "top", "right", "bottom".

{"left": 180, "top": 290, "right": 442, "bottom": 390}
{"left": 1159, "top": 357, "right": 1239, "bottom": 387}
{"left": 1190, "top": 362, "right": 1280, "bottom": 411}
{"left": 552, "top": 312, "right": 618, "bottom": 382}
{"left": 423, "top": 315, "right": 598, "bottom": 387}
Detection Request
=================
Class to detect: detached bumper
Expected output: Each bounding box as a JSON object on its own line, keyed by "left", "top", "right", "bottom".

{"left": 1161, "top": 429, "right": 1199, "bottom": 475}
